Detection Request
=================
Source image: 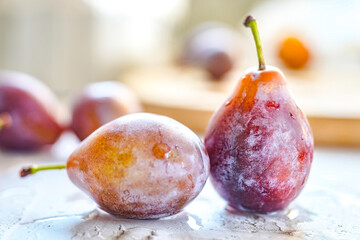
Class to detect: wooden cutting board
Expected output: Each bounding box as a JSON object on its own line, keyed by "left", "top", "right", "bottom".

{"left": 122, "top": 65, "right": 360, "bottom": 146}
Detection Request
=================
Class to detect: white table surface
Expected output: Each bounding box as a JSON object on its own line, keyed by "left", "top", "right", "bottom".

{"left": 0, "top": 133, "right": 359, "bottom": 240}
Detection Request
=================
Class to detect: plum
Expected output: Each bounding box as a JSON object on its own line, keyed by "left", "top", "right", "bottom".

{"left": 204, "top": 16, "right": 314, "bottom": 213}
{"left": 181, "top": 22, "right": 240, "bottom": 79}
{"left": 21, "top": 113, "right": 210, "bottom": 219}
{"left": 71, "top": 81, "right": 142, "bottom": 141}
{"left": 0, "top": 71, "right": 64, "bottom": 150}
{"left": 279, "top": 37, "right": 310, "bottom": 69}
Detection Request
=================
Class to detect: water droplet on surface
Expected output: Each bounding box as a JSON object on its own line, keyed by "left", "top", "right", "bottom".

{"left": 82, "top": 210, "right": 99, "bottom": 221}
{"left": 186, "top": 214, "right": 203, "bottom": 230}
{"left": 287, "top": 209, "right": 299, "bottom": 220}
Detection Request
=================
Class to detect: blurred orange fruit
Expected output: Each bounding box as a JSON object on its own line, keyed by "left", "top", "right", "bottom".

{"left": 279, "top": 37, "right": 310, "bottom": 69}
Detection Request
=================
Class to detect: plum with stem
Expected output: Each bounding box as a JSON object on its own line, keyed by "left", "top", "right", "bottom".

{"left": 21, "top": 113, "right": 210, "bottom": 219}
{"left": 204, "top": 16, "right": 314, "bottom": 213}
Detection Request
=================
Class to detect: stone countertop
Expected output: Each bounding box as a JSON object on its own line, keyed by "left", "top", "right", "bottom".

{"left": 0, "top": 133, "right": 359, "bottom": 240}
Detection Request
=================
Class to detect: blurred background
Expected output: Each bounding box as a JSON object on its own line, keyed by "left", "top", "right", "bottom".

{"left": 1, "top": 0, "right": 360, "bottom": 146}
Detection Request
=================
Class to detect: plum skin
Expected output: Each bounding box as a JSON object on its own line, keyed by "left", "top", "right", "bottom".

{"left": 71, "top": 81, "right": 142, "bottom": 141}
{"left": 67, "top": 113, "right": 209, "bottom": 219}
{"left": 0, "top": 72, "right": 63, "bottom": 150}
{"left": 205, "top": 68, "right": 314, "bottom": 213}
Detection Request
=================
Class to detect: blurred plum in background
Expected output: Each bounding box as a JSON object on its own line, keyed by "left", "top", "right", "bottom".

{"left": 0, "top": 71, "right": 64, "bottom": 151}
{"left": 71, "top": 81, "right": 142, "bottom": 141}
{"left": 278, "top": 37, "right": 310, "bottom": 70}
{"left": 180, "top": 22, "right": 242, "bottom": 80}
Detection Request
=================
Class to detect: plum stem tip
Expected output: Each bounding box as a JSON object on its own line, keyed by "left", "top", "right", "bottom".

{"left": 20, "top": 167, "right": 32, "bottom": 177}
{"left": 243, "top": 15, "right": 266, "bottom": 71}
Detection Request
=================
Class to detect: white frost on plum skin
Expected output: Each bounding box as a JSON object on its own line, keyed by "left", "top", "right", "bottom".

{"left": 67, "top": 113, "right": 210, "bottom": 219}
{"left": 205, "top": 70, "right": 313, "bottom": 211}
{"left": 111, "top": 149, "right": 205, "bottom": 215}
{"left": 242, "top": 101, "right": 304, "bottom": 194}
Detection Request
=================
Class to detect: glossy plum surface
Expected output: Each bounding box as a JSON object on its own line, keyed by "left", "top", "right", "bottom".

{"left": 0, "top": 71, "right": 63, "bottom": 150}
{"left": 71, "top": 81, "right": 142, "bottom": 141}
{"left": 67, "top": 113, "right": 209, "bottom": 219}
{"left": 205, "top": 67, "right": 313, "bottom": 213}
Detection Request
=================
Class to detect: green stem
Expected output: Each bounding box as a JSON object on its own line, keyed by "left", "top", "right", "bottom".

{"left": 20, "top": 164, "right": 66, "bottom": 177}
{"left": 244, "top": 15, "right": 266, "bottom": 71}
{"left": 0, "top": 112, "right": 12, "bottom": 130}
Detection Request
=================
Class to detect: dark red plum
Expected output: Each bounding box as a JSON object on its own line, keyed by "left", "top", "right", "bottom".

{"left": 204, "top": 16, "right": 314, "bottom": 213}
{"left": 181, "top": 22, "right": 240, "bottom": 79}
{"left": 0, "top": 71, "right": 64, "bottom": 150}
